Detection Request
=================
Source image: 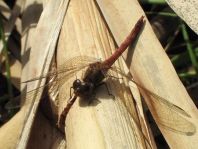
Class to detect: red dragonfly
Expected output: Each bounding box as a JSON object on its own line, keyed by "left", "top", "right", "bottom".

{"left": 7, "top": 16, "right": 196, "bottom": 136}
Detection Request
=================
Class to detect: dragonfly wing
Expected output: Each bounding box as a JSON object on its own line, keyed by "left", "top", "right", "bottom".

{"left": 7, "top": 56, "right": 99, "bottom": 109}
{"left": 57, "top": 56, "right": 100, "bottom": 87}
{"left": 58, "top": 55, "right": 99, "bottom": 69}
{"left": 23, "top": 55, "right": 99, "bottom": 83}
{"left": 6, "top": 71, "right": 73, "bottom": 110}
{"left": 105, "top": 70, "right": 154, "bottom": 148}
{"left": 109, "top": 66, "right": 196, "bottom": 135}
{"left": 5, "top": 78, "right": 58, "bottom": 110}
{"left": 149, "top": 97, "right": 196, "bottom": 136}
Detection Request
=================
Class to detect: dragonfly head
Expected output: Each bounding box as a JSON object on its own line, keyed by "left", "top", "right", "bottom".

{"left": 73, "top": 79, "right": 94, "bottom": 97}
{"left": 73, "top": 79, "right": 86, "bottom": 96}
{"left": 73, "top": 79, "right": 82, "bottom": 90}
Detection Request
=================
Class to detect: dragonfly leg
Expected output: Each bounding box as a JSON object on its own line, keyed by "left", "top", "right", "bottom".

{"left": 70, "top": 86, "right": 73, "bottom": 98}
{"left": 97, "top": 82, "right": 115, "bottom": 99}
{"left": 106, "top": 74, "right": 123, "bottom": 80}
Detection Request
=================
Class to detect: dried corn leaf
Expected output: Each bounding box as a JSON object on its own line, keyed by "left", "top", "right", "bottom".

{"left": 56, "top": 0, "right": 154, "bottom": 148}
{"left": 97, "top": 0, "right": 198, "bottom": 148}
{"left": 166, "top": 0, "right": 198, "bottom": 34}
{"left": 0, "top": 0, "right": 69, "bottom": 148}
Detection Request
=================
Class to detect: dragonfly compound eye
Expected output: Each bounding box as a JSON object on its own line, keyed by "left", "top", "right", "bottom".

{"left": 73, "top": 79, "right": 82, "bottom": 89}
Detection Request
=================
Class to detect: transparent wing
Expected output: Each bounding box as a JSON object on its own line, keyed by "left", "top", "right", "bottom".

{"left": 105, "top": 69, "right": 154, "bottom": 148}
{"left": 108, "top": 66, "right": 196, "bottom": 136}
{"left": 6, "top": 56, "right": 99, "bottom": 109}
{"left": 23, "top": 55, "right": 99, "bottom": 83}
{"left": 5, "top": 78, "right": 59, "bottom": 110}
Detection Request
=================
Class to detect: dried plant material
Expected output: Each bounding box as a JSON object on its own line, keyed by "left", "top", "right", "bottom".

{"left": 56, "top": 0, "right": 154, "bottom": 148}
{"left": 21, "top": 0, "right": 44, "bottom": 85}
{"left": 27, "top": 110, "right": 66, "bottom": 149}
{"left": 1, "top": 55, "right": 21, "bottom": 89}
{"left": 128, "top": 72, "right": 157, "bottom": 149}
{"left": 0, "top": 0, "right": 24, "bottom": 54}
{"left": 0, "top": 1, "right": 11, "bottom": 19}
{"left": 96, "top": 0, "right": 198, "bottom": 148}
{"left": 0, "top": 0, "right": 69, "bottom": 148}
{"left": 166, "top": 0, "right": 198, "bottom": 34}
{"left": 17, "top": 0, "right": 69, "bottom": 148}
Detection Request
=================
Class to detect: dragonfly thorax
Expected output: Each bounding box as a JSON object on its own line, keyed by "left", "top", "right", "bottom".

{"left": 83, "top": 62, "right": 106, "bottom": 85}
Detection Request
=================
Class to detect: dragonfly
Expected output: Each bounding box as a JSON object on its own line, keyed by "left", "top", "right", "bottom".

{"left": 6, "top": 16, "right": 196, "bottom": 137}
